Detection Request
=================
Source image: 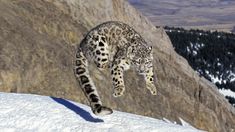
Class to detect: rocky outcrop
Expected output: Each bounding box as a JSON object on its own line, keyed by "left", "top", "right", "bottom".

{"left": 0, "top": 0, "right": 234, "bottom": 131}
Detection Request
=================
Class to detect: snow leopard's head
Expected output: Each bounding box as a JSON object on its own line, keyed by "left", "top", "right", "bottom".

{"left": 130, "top": 44, "right": 153, "bottom": 74}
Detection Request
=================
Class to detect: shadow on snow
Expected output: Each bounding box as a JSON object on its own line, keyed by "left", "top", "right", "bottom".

{"left": 51, "top": 97, "right": 104, "bottom": 123}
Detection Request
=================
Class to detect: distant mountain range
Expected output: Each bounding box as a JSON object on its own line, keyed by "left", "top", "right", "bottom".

{"left": 128, "top": 0, "right": 235, "bottom": 32}
{"left": 164, "top": 26, "right": 235, "bottom": 106}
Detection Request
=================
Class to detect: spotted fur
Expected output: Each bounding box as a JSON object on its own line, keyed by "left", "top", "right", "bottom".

{"left": 74, "top": 21, "right": 157, "bottom": 115}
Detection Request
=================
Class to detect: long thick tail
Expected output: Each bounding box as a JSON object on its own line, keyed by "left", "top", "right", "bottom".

{"left": 74, "top": 48, "right": 113, "bottom": 115}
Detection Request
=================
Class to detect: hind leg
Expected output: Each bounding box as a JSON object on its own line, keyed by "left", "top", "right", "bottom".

{"left": 92, "top": 36, "right": 110, "bottom": 69}
{"left": 75, "top": 48, "right": 113, "bottom": 116}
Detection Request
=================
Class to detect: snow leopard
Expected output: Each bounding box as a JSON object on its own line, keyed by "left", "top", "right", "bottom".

{"left": 74, "top": 21, "right": 157, "bottom": 116}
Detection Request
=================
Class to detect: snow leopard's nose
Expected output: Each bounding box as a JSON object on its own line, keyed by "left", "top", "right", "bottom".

{"left": 139, "top": 70, "right": 144, "bottom": 74}
{"left": 139, "top": 65, "right": 145, "bottom": 74}
{"left": 139, "top": 65, "right": 145, "bottom": 73}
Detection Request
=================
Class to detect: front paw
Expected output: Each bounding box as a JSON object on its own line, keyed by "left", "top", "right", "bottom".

{"left": 150, "top": 88, "right": 157, "bottom": 95}
{"left": 147, "top": 83, "right": 157, "bottom": 95}
{"left": 113, "top": 86, "right": 125, "bottom": 97}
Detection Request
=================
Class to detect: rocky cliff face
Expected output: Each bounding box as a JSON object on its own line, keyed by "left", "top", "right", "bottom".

{"left": 0, "top": 0, "right": 234, "bottom": 131}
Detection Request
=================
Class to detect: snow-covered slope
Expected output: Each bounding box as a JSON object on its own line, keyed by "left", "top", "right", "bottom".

{"left": 0, "top": 92, "right": 203, "bottom": 132}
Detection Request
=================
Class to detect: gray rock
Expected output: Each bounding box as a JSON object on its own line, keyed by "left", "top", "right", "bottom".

{"left": 0, "top": 0, "right": 234, "bottom": 131}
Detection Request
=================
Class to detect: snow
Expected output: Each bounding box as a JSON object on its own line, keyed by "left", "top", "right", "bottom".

{"left": 187, "top": 46, "right": 190, "bottom": 52}
{"left": 219, "top": 89, "right": 235, "bottom": 99}
{"left": 227, "top": 52, "right": 232, "bottom": 55}
{"left": 202, "top": 70, "right": 235, "bottom": 100}
{"left": 211, "top": 75, "right": 222, "bottom": 84}
{"left": 190, "top": 42, "right": 193, "bottom": 48}
{"left": 207, "top": 72, "right": 223, "bottom": 84}
{"left": 0, "top": 92, "right": 204, "bottom": 132}
{"left": 187, "top": 42, "right": 205, "bottom": 56}
{"left": 164, "top": 117, "right": 196, "bottom": 129}
{"left": 179, "top": 118, "right": 195, "bottom": 129}
{"left": 229, "top": 72, "right": 235, "bottom": 82}
{"left": 217, "top": 62, "right": 221, "bottom": 66}
{"left": 163, "top": 118, "right": 177, "bottom": 124}
{"left": 192, "top": 50, "right": 197, "bottom": 56}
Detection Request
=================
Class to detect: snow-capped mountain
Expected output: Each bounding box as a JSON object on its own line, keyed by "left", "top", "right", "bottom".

{"left": 0, "top": 92, "right": 203, "bottom": 132}
{"left": 164, "top": 27, "right": 235, "bottom": 106}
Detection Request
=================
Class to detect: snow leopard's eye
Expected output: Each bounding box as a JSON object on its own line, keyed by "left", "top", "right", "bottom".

{"left": 133, "top": 59, "right": 141, "bottom": 65}
{"left": 144, "top": 59, "right": 152, "bottom": 68}
{"left": 145, "top": 61, "right": 150, "bottom": 65}
{"left": 136, "top": 60, "right": 141, "bottom": 64}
